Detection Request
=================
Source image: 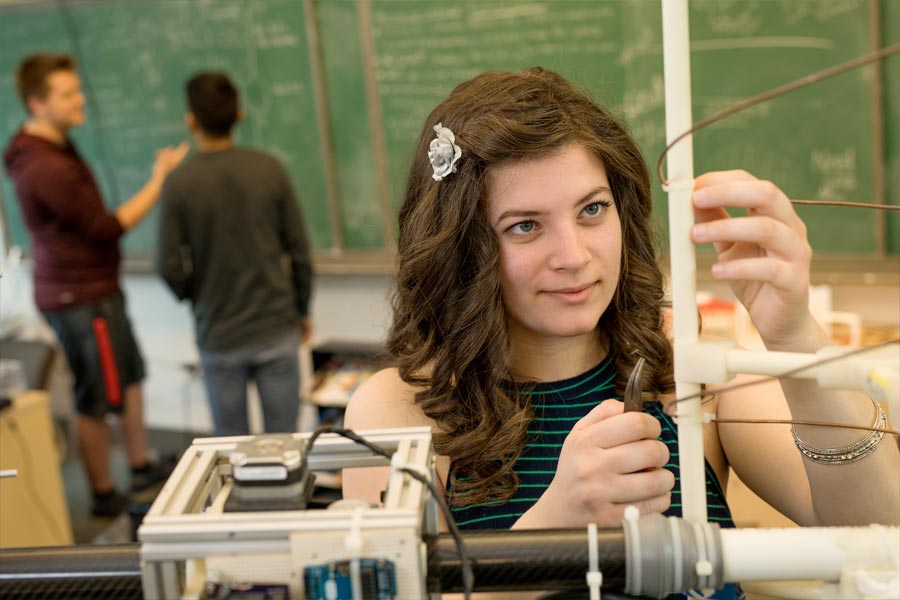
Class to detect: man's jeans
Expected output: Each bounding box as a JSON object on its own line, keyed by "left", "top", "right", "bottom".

{"left": 200, "top": 330, "right": 300, "bottom": 436}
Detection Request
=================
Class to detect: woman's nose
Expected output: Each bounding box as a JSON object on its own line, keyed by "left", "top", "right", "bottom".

{"left": 549, "top": 226, "right": 591, "bottom": 271}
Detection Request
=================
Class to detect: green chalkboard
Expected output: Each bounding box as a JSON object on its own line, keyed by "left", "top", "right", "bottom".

{"left": 884, "top": 0, "right": 900, "bottom": 254}
{"left": 0, "top": 0, "right": 333, "bottom": 258}
{"left": 365, "top": 0, "right": 890, "bottom": 255}
{"left": 1, "top": 0, "right": 897, "bottom": 265}
{"left": 316, "top": 0, "right": 384, "bottom": 250}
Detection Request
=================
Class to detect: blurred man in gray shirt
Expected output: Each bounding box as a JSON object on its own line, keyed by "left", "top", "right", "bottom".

{"left": 157, "top": 72, "right": 312, "bottom": 436}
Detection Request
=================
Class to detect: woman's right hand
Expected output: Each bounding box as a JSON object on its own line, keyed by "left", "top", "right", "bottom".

{"left": 514, "top": 399, "right": 674, "bottom": 529}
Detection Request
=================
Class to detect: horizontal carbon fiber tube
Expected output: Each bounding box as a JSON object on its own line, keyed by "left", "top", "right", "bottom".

{"left": 0, "top": 544, "right": 143, "bottom": 599}
{"left": 0, "top": 530, "right": 627, "bottom": 598}
{"left": 427, "top": 528, "right": 627, "bottom": 593}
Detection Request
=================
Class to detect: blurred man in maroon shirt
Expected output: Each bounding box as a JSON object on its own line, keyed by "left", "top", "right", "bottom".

{"left": 3, "top": 53, "right": 187, "bottom": 517}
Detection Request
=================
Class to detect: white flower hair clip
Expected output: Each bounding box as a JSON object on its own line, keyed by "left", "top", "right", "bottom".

{"left": 428, "top": 122, "right": 462, "bottom": 181}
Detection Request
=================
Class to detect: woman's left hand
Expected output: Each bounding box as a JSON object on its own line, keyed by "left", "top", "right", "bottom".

{"left": 691, "top": 170, "right": 817, "bottom": 350}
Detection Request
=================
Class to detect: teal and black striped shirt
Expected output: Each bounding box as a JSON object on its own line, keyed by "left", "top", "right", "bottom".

{"left": 448, "top": 355, "right": 742, "bottom": 599}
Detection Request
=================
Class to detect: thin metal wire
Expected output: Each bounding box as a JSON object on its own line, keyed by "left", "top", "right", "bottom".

{"left": 790, "top": 200, "right": 900, "bottom": 211}
{"left": 671, "top": 338, "right": 898, "bottom": 404}
{"left": 656, "top": 42, "right": 900, "bottom": 217}
{"left": 709, "top": 417, "right": 896, "bottom": 435}
{"left": 661, "top": 339, "right": 900, "bottom": 437}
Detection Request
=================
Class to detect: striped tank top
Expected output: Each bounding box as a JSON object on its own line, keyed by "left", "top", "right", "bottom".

{"left": 448, "top": 355, "right": 742, "bottom": 600}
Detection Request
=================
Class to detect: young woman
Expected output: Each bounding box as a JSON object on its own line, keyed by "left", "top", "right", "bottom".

{"left": 342, "top": 68, "right": 898, "bottom": 539}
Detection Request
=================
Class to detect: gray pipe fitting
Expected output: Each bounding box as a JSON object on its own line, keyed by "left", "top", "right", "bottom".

{"left": 622, "top": 512, "right": 724, "bottom": 598}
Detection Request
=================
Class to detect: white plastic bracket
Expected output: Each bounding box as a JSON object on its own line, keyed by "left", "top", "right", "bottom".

{"left": 661, "top": 177, "right": 695, "bottom": 194}
{"left": 390, "top": 451, "right": 429, "bottom": 480}
{"left": 586, "top": 522, "right": 602, "bottom": 600}
{"left": 675, "top": 340, "right": 736, "bottom": 384}
{"left": 345, "top": 507, "right": 364, "bottom": 600}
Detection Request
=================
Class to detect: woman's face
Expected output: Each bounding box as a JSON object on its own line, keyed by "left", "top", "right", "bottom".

{"left": 487, "top": 144, "right": 622, "bottom": 347}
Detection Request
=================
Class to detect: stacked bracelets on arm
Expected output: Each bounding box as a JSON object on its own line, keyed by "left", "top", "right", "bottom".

{"left": 791, "top": 397, "right": 886, "bottom": 465}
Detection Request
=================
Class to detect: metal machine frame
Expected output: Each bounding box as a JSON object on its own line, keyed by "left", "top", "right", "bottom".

{"left": 139, "top": 427, "right": 437, "bottom": 599}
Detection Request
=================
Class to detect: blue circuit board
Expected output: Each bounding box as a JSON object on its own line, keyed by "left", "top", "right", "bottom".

{"left": 303, "top": 558, "right": 397, "bottom": 600}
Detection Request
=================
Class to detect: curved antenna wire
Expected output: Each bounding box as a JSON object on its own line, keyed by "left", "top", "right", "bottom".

{"left": 656, "top": 42, "right": 900, "bottom": 215}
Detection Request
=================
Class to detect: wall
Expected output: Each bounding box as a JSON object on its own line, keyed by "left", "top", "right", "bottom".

{"left": 2, "top": 256, "right": 896, "bottom": 433}
{"left": 0, "top": 262, "right": 392, "bottom": 432}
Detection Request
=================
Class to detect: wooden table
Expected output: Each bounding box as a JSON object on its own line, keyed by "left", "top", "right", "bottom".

{"left": 0, "top": 390, "right": 74, "bottom": 547}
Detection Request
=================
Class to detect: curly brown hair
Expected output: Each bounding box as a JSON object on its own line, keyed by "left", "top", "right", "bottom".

{"left": 388, "top": 67, "right": 674, "bottom": 507}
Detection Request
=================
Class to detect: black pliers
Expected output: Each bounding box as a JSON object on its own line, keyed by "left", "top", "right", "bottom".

{"left": 623, "top": 357, "right": 646, "bottom": 413}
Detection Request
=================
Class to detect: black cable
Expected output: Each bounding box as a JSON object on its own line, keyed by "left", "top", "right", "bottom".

{"left": 55, "top": 0, "right": 120, "bottom": 204}
{"left": 3, "top": 417, "right": 67, "bottom": 544}
{"left": 401, "top": 463, "right": 475, "bottom": 599}
{"left": 307, "top": 425, "right": 475, "bottom": 600}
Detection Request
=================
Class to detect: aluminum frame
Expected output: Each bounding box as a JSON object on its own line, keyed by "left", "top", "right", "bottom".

{"left": 138, "top": 427, "right": 437, "bottom": 599}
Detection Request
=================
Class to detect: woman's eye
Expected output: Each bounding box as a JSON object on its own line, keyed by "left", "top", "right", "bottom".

{"left": 509, "top": 220, "right": 536, "bottom": 234}
{"left": 582, "top": 200, "right": 611, "bottom": 218}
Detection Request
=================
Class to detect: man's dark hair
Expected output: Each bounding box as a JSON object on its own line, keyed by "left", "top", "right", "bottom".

{"left": 186, "top": 72, "right": 239, "bottom": 137}
{"left": 15, "top": 53, "right": 77, "bottom": 111}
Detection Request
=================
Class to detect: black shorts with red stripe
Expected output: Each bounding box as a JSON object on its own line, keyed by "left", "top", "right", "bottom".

{"left": 43, "top": 292, "right": 145, "bottom": 418}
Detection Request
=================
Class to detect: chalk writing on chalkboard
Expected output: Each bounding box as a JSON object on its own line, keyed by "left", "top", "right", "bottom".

{"left": 1, "top": 0, "right": 895, "bottom": 263}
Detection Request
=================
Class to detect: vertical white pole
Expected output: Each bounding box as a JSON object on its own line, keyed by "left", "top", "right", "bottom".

{"left": 661, "top": 0, "right": 706, "bottom": 523}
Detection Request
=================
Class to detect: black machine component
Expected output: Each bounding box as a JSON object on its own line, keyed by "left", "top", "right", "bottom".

{"left": 205, "top": 579, "right": 289, "bottom": 599}
{"left": 224, "top": 435, "right": 316, "bottom": 512}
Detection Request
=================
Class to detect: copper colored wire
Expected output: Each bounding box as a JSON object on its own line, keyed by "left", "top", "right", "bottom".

{"left": 656, "top": 42, "right": 900, "bottom": 215}
{"left": 661, "top": 339, "right": 900, "bottom": 436}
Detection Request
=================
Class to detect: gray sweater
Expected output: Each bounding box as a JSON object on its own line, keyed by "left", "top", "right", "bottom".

{"left": 156, "top": 147, "right": 312, "bottom": 351}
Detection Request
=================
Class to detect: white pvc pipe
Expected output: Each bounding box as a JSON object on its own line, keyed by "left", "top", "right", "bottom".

{"left": 720, "top": 526, "right": 900, "bottom": 582}
{"left": 661, "top": 0, "right": 706, "bottom": 524}
{"left": 725, "top": 349, "right": 822, "bottom": 378}
{"left": 726, "top": 349, "right": 900, "bottom": 430}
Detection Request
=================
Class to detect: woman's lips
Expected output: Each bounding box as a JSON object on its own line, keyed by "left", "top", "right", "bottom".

{"left": 544, "top": 282, "right": 597, "bottom": 304}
